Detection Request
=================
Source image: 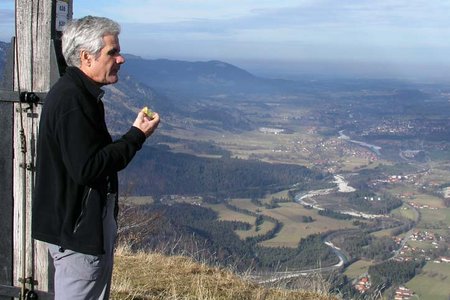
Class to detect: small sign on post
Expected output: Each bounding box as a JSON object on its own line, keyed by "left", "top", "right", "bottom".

{"left": 55, "top": 0, "right": 69, "bottom": 31}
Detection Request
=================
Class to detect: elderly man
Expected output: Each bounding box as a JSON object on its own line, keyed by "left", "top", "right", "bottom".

{"left": 32, "top": 16, "right": 159, "bottom": 299}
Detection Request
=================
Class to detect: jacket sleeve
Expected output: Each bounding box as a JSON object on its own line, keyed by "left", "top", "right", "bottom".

{"left": 55, "top": 103, "right": 146, "bottom": 186}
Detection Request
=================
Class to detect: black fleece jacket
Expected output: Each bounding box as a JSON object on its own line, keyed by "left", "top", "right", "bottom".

{"left": 32, "top": 67, "right": 146, "bottom": 255}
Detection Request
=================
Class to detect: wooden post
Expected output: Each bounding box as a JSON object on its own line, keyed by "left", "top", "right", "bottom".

{"left": 11, "top": 0, "right": 72, "bottom": 297}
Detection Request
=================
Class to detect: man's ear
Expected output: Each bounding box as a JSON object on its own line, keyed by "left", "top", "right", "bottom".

{"left": 80, "top": 50, "right": 92, "bottom": 67}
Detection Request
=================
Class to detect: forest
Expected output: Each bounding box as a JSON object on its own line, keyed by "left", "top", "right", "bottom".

{"left": 368, "top": 260, "right": 425, "bottom": 292}
{"left": 332, "top": 231, "right": 398, "bottom": 261}
{"left": 346, "top": 191, "right": 403, "bottom": 214}
{"left": 120, "top": 144, "right": 328, "bottom": 198}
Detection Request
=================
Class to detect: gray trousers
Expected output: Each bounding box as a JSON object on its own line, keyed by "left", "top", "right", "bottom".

{"left": 48, "top": 195, "right": 117, "bottom": 300}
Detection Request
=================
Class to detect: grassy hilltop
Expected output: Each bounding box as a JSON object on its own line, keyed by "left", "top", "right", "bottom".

{"left": 111, "top": 247, "right": 339, "bottom": 300}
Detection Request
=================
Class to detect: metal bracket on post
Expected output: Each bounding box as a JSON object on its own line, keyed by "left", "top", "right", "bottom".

{"left": 0, "top": 38, "right": 47, "bottom": 105}
{"left": 0, "top": 90, "right": 46, "bottom": 104}
{"left": 0, "top": 37, "right": 66, "bottom": 105}
{"left": 0, "top": 283, "right": 54, "bottom": 299}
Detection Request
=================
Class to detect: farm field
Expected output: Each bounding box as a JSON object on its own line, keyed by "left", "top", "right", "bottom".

{"left": 406, "top": 262, "right": 450, "bottom": 300}
{"left": 344, "top": 259, "right": 372, "bottom": 280}
{"left": 371, "top": 227, "right": 397, "bottom": 238}
{"left": 369, "top": 203, "right": 419, "bottom": 238}
{"left": 417, "top": 207, "right": 450, "bottom": 230}
{"left": 391, "top": 204, "right": 418, "bottom": 222}
{"left": 260, "top": 203, "right": 356, "bottom": 247}
{"left": 195, "top": 126, "right": 318, "bottom": 165}
{"left": 205, "top": 203, "right": 275, "bottom": 239}
{"left": 385, "top": 185, "right": 419, "bottom": 199}
{"left": 337, "top": 157, "right": 376, "bottom": 172}
{"left": 426, "top": 164, "right": 450, "bottom": 185}
{"left": 409, "top": 193, "right": 445, "bottom": 209}
{"left": 229, "top": 198, "right": 356, "bottom": 248}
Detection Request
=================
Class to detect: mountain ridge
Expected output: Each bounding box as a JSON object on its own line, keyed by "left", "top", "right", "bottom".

{"left": 121, "top": 55, "right": 285, "bottom": 97}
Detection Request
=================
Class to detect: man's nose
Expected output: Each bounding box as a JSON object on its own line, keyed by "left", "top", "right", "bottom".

{"left": 116, "top": 54, "right": 125, "bottom": 64}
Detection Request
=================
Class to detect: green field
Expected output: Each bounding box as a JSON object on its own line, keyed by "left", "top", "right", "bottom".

{"left": 205, "top": 203, "right": 275, "bottom": 239}
{"left": 406, "top": 262, "right": 450, "bottom": 300}
{"left": 261, "top": 203, "right": 355, "bottom": 247}
{"left": 229, "top": 198, "right": 262, "bottom": 212}
{"left": 229, "top": 198, "right": 356, "bottom": 248}
{"left": 344, "top": 260, "right": 373, "bottom": 279}
{"left": 411, "top": 193, "right": 445, "bottom": 209}
{"left": 235, "top": 221, "right": 275, "bottom": 239}
{"left": 371, "top": 227, "right": 396, "bottom": 238}
{"left": 338, "top": 157, "right": 380, "bottom": 172}
{"left": 418, "top": 208, "right": 450, "bottom": 229}
{"left": 391, "top": 204, "right": 418, "bottom": 222}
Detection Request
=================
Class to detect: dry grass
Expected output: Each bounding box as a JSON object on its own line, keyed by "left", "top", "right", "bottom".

{"left": 111, "top": 246, "right": 339, "bottom": 300}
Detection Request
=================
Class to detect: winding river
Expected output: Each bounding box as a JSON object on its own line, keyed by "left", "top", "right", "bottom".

{"left": 254, "top": 175, "right": 378, "bottom": 283}
{"left": 338, "top": 130, "right": 382, "bottom": 156}
{"left": 295, "top": 175, "right": 385, "bottom": 219}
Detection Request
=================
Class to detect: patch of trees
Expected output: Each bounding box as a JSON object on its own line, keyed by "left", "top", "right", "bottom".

{"left": 263, "top": 201, "right": 280, "bottom": 209}
{"left": 318, "top": 209, "right": 352, "bottom": 220}
{"left": 351, "top": 220, "right": 374, "bottom": 230}
{"left": 255, "top": 215, "right": 264, "bottom": 228}
{"left": 333, "top": 231, "right": 370, "bottom": 259}
{"left": 251, "top": 197, "right": 279, "bottom": 209}
{"left": 288, "top": 179, "right": 336, "bottom": 196}
{"left": 368, "top": 260, "right": 425, "bottom": 292}
{"left": 346, "top": 191, "right": 403, "bottom": 214}
{"left": 327, "top": 273, "right": 357, "bottom": 299}
{"left": 121, "top": 145, "right": 324, "bottom": 198}
{"left": 245, "top": 221, "right": 283, "bottom": 244}
{"left": 271, "top": 196, "right": 291, "bottom": 204}
{"left": 192, "top": 106, "right": 253, "bottom": 132}
{"left": 135, "top": 203, "right": 256, "bottom": 269}
{"left": 332, "top": 231, "right": 398, "bottom": 261}
{"left": 251, "top": 198, "right": 263, "bottom": 207}
{"left": 390, "top": 220, "right": 415, "bottom": 236}
{"left": 255, "top": 234, "right": 339, "bottom": 271}
{"left": 225, "top": 202, "right": 280, "bottom": 224}
{"left": 182, "top": 140, "right": 231, "bottom": 157}
{"left": 224, "top": 202, "right": 283, "bottom": 243}
{"left": 363, "top": 236, "right": 398, "bottom": 261}
{"left": 302, "top": 216, "right": 314, "bottom": 223}
{"left": 250, "top": 196, "right": 290, "bottom": 209}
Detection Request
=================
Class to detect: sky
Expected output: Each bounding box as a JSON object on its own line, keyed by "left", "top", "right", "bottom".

{"left": 2, "top": 0, "right": 450, "bottom": 81}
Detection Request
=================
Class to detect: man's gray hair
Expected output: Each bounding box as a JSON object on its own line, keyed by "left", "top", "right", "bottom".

{"left": 62, "top": 16, "right": 121, "bottom": 67}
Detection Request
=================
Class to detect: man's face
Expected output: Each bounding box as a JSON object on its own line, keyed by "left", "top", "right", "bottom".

{"left": 84, "top": 34, "right": 125, "bottom": 85}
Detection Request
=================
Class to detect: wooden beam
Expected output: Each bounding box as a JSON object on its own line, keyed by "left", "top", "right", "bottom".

{"left": 14, "top": 0, "right": 50, "bottom": 295}
{"left": 0, "top": 284, "right": 54, "bottom": 299}
{"left": 11, "top": 0, "right": 72, "bottom": 297}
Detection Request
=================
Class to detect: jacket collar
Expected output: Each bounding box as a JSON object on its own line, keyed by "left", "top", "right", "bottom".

{"left": 65, "top": 67, "right": 105, "bottom": 102}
